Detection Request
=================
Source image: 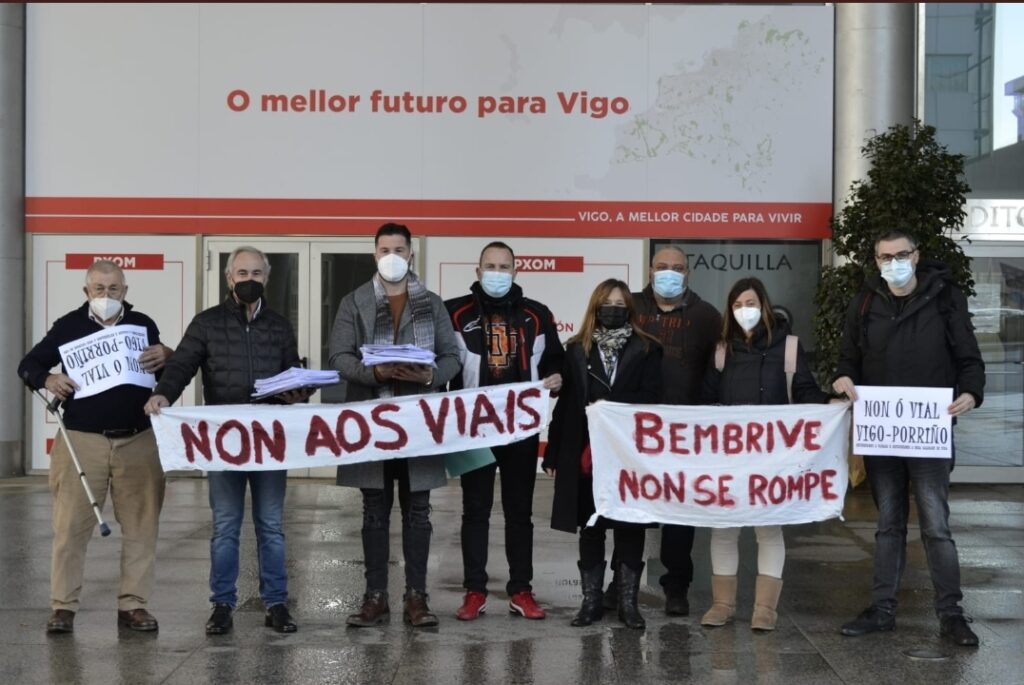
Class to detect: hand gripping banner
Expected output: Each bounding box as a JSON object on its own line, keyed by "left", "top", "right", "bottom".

{"left": 152, "top": 381, "right": 549, "bottom": 471}
{"left": 585, "top": 401, "right": 850, "bottom": 528}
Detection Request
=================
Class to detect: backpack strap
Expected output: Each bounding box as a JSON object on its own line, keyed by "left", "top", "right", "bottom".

{"left": 714, "top": 341, "right": 727, "bottom": 372}
{"left": 784, "top": 335, "right": 798, "bottom": 403}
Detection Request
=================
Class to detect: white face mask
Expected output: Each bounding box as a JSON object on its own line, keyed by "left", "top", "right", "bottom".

{"left": 89, "top": 296, "right": 123, "bottom": 322}
{"left": 377, "top": 253, "right": 410, "bottom": 283}
{"left": 880, "top": 259, "right": 915, "bottom": 288}
{"left": 733, "top": 306, "right": 761, "bottom": 332}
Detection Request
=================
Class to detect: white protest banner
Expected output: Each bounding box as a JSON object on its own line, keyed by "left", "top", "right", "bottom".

{"left": 58, "top": 324, "right": 154, "bottom": 399}
{"left": 586, "top": 401, "right": 850, "bottom": 528}
{"left": 853, "top": 385, "right": 954, "bottom": 459}
{"left": 152, "top": 381, "right": 549, "bottom": 472}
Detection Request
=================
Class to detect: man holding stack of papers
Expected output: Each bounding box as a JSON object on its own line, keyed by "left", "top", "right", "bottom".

{"left": 328, "top": 223, "right": 461, "bottom": 628}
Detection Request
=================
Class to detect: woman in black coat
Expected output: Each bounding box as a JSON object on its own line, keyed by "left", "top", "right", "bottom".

{"left": 700, "top": 277, "right": 830, "bottom": 633}
{"left": 542, "top": 278, "right": 662, "bottom": 629}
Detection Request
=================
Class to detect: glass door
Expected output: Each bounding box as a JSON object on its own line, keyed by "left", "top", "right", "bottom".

{"left": 955, "top": 244, "right": 1024, "bottom": 483}
{"left": 205, "top": 237, "right": 422, "bottom": 477}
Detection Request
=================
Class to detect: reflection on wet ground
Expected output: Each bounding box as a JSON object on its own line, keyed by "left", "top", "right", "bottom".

{"left": 1, "top": 477, "right": 1021, "bottom": 684}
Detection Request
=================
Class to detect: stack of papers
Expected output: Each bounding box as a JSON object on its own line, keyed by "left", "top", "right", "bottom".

{"left": 252, "top": 368, "right": 340, "bottom": 399}
{"left": 359, "top": 344, "right": 437, "bottom": 367}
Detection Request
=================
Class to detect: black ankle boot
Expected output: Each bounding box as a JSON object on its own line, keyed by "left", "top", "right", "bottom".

{"left": 572, "top": 561, "right": 606, "bottom": 627}
{"left": 602, "top": 562, "right": 619, "bottom": 611}
{"left": 618, "top": 562, "right": 646, "bottom": 630}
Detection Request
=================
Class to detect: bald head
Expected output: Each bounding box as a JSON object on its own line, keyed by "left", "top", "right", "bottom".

{"left": 85, "top": 260, "right": 126, "bottom": 287}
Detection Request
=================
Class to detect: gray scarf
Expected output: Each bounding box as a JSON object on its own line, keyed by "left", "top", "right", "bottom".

{"left": 372, "top": 273, "right": 436, "bottom": 397}
{"left": 592, "top": 324, "right": 632, "bottom": 379}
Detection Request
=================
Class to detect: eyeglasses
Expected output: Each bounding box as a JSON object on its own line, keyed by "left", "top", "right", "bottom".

{"left": 875, "top": 249, "right": 916, "bottom": 264}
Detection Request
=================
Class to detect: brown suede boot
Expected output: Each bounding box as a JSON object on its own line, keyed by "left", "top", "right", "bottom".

{"left": 750, "top": 575, "right": 783, "bottom": 631}
{"left": 403, "top": 590, "right": 439, "bottom": 627}
{"left": 700, "top": 575, "right": 737, "bottom": 627}
{"left": 346, "top": 591, "right": 390, "bottom": 627}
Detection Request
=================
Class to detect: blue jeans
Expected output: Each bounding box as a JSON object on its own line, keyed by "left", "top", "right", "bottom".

{"left": 865, "top": 455, "right": 963, "bottom": 618}
{"left": 208, "top": 470, "right": 288, "bottom": 608}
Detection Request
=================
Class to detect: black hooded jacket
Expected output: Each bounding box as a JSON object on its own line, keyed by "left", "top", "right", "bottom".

{"left": 834, "top": 259, "right": 985, "bottom": 407}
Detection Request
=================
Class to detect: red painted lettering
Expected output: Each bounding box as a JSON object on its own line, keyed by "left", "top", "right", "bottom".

{"left": 640, "top": 474, "right": 662, "bottom": 500}
{"left": 694, "top": 424, "right": 717, "bottom": 454}
{"left": 663, "top": 472, "right": 686, "bottom": 501}
{"left": 749, "top": 474, "right": 768, "bottom": 505}
{"left": 371, "top": 403, "right": 407, "bottom": 450}
{"left": 252, "top": 420, "right": 286, "bottom": 464}
{"left": 803, "top": 420, "right": 822, "bottom": 450}
{"left": 419, "top": 397, "right": 450, "bottom": 444}
{"left": 505, "top": 389, "right": 516, "bottom": 433}
{"left": 821, "top": 469, "right": 838, "bottom": 500}
{"left": 181, "top": 421, "right": 212, "bottom": 463}
{"left": 634, "top": 411, "right": 664, "bottom": 454}
{"left": 723, "top": 423, "right": 743, "bottom": 454}
{"left": 669, "top": 423, "right": 690, "bottom": 454}
{"left": 693, "top": 474, "right": 716, "bottom": 505}
{"left": 619, "top": 469, "right": 639, "bottom": 501}
{"left": 768, "top": 476, "right": 786, "bottom": 504}
{"left": 336, "top": 410, "right": 371, "bottom": 453}
{"left": 216, "top": 420, "right": 250, "bottom": 466}
{"left": 454, "top": 396, "right": 467, "bottom": 434}
{"left": 717, "top": 475, "right": 736, "bottom": 506}
{"left": 516, "top": 387, "right": 542, "bottom": 430}
{"left": 746, "top": 422, "right": 764, "bottom": 453}
{"left": 305, "top": 415, "right": 339, "bottom": 456}
{"left": 777, "top": 419, "right": 804, "bottom": 448}
{"left": 469, "top": 394, "right": 505, "bottom": 437}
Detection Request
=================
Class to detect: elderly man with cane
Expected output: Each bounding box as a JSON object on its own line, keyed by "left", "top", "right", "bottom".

{"left": 18, "top": 259, "right": 172, "bottom": 634}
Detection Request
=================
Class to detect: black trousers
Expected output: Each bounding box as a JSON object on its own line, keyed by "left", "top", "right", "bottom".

{"left": 659, "top": 524, "right": 696, "bottom": 593}
{"left": 360, "top": 460, "right": 432, "bottom": 594}
{"left": 460, "top": 438, "right": 539, "bottom": 595}
{"left": 608, "top": 524, "right": 695, "bottom": 592}
{"left": 579, "top": 520, "right": 646, "bottom": 570}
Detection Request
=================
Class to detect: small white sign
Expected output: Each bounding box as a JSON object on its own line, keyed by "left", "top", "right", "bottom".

{"left": 853, "top": 386, "right": 954, "bottom": 459}
{"left": 58, "top": 324, "right": 155, "bottom": 399}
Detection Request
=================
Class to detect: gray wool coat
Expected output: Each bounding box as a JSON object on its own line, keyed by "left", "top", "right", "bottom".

{"left": 328, "top": 278, "right": 462, "bottom": 491}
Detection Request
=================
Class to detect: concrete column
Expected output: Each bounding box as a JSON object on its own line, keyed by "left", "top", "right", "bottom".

{"left": 833, "top": 3, "right": 916, "bottom": 217}
{"left": 0, "top": 4, "right": 24, "bottom": 477}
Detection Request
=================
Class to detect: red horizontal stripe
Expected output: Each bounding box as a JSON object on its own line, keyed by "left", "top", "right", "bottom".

{"left": 65, "top": 253, "right": 165, "bottom": 270}
{"left": 25, "top": 197, "right": 833, "bottom": 239}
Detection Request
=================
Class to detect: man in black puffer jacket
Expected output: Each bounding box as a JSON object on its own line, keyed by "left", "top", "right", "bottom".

{"left": 146, "top": 246, "right": 308, "bottom": 636}
{"left": 833, "top": 230, "right": 985, "bottom": 647}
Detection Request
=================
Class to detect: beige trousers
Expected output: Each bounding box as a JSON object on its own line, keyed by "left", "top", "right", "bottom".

{"left": 49, "top": 428, "right": 165, "bottom": 611}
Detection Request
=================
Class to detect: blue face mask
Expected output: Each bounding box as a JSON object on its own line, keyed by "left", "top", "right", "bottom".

{"left": 880, "top": 259, "right": 914, "bottom": 288}
{"left": 480, "top": 271, "right": 513, "bottom": 298}
{"left": 652, "top": 270, "right": 685, "bottom": 299}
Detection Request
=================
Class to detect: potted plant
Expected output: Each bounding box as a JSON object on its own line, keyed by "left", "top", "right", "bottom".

{"left": 814, "top": 119, "right": 974, "bottom": 385}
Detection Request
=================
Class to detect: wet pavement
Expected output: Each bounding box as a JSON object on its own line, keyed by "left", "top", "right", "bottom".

{"left": 0, "top": 475, "right": 1021, "bottom": 684}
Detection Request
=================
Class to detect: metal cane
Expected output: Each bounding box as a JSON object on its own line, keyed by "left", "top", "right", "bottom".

{"left": 26, "top": 385, "right": 112, "bottom": 537}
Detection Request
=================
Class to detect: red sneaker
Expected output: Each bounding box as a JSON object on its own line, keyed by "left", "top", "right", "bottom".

{"left": 456, "top": 591, "right": 487, "bottom": 621}
{"left": 509, "top": 591, "right": 546, "bottom": 620}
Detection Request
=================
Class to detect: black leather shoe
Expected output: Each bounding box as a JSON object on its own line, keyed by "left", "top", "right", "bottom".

{"left": 117, "top": 608, "right": 159, "bottom": 631}
{"left": 940, "top": 614, "right": 979, "bottom": 646}
{"left": 265, "top": 604, "right": 298, "bottom": 633}
{"left": 664, "top": 589, "right": 690, "bottom": 617}
{"left": 47, "top": 609, "right": 75, "bottom": 634}
{"left": 205, "top": 603, "right": 234, "bottom": 635}
{"left": 841, "top": 607, "right": 895, "bottom": 636}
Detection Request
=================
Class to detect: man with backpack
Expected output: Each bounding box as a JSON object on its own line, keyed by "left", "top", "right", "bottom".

{"left": 832, "top": 230, "right": 985, "bottom": 647}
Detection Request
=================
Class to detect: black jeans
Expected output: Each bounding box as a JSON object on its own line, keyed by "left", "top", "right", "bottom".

{"left": 460, "top": 439, "right": 538, "bottom": 595}
{"left": 360, "top": 460, "right": 432, "bottom": 594}
{"left": 659, "top": 524, "right": 696, "bottom": 593}
{"left": 865, "top": 455, "right": 964, "bottom": 617}
{"left": 580, "top": 522, "right": 645, "bottom": 571}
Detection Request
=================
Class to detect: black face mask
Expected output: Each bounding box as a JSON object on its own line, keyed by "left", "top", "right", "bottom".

{"left": 597, "top": 305, "right": 629, "bottom": 329}
{"left": 233, "top": 279, "right": 264, "bottom": 304}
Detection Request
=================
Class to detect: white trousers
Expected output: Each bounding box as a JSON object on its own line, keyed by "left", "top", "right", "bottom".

{"left": 709, "top": 526, "right": 785, "bottom": 578}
